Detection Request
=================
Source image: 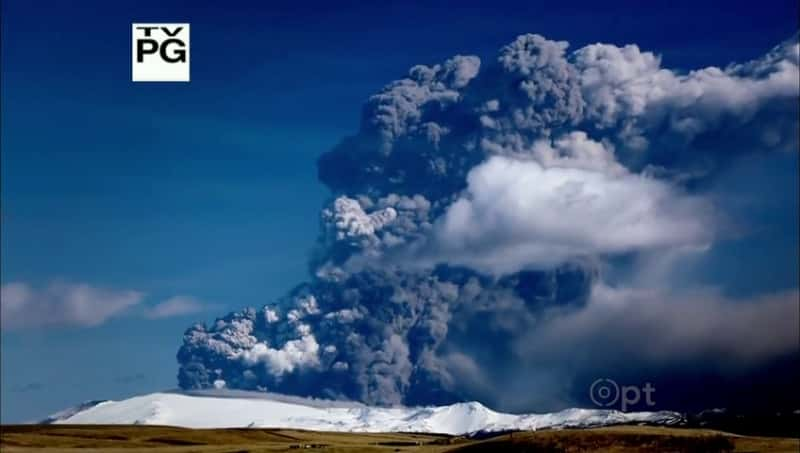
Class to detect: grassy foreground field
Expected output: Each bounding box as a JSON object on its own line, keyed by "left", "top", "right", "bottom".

{"left": 1, "top": 424, "right": 798, "bottom": 452}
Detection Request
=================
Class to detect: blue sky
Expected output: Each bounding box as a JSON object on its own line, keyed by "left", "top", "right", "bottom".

{"left": 1, "top": 0, "right": 798, "bottom": 422}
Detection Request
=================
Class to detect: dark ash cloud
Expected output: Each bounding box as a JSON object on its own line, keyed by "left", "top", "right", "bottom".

{"left": 177, "top": 33, "right": 799, "bottom": 411}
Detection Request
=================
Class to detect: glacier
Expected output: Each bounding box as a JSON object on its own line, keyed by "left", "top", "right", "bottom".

{"left": 48, "top": 390, "right": 683, "bottom": 435}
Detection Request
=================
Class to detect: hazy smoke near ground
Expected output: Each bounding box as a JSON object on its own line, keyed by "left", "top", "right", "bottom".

{"left": 177, "top": 33, "right": 799, "bottom": 410}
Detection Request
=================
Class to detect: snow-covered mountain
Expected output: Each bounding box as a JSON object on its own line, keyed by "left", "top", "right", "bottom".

{"left": 47, "top": 390, "right": 683, "bottom": 435}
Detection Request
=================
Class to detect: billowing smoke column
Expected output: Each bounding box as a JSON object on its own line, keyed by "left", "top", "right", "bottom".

{"left": 177, "top": 33, "right": 799, "bottom": 408}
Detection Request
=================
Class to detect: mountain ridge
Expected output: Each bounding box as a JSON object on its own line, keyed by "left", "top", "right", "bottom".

{"left": 45, "top": 390, "right": 683, "bottom": 435}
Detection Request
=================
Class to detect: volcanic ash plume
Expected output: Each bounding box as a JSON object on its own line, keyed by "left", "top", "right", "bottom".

{"left": 177, "top": 33, "right": 799, "bottom": 408}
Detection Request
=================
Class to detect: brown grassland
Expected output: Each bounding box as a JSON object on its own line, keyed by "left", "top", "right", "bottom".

{"left": 1, "top": 424, "right": 798, "bottom": 452}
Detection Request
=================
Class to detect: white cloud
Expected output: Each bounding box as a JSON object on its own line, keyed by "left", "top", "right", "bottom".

{"left": 516, "top": 285, "right": 800, "bottom": 368}
{"left": 426, "top": 153, "right": 713, "bottom": 274}
{"left": 530, "top": 131, "right": 626, "bottom": 174}
{"left": 145, "top": 296, "right": 209, "bottom": 319}
{"left": 0, "top": 281, "right": 144, "bottom": 329}
{"left": 324, "top": 196, "right": 397, "bottom": 241}
{"left": 238, "top": 332, "right": 320, "bottom": 376}
{"left": 573, "top": 36, "right": 800, "bottom": 152}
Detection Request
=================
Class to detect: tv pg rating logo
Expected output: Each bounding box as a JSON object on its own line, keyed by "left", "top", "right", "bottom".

{"left": 132, "top": 23, "right": 190, "bottom": 82}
